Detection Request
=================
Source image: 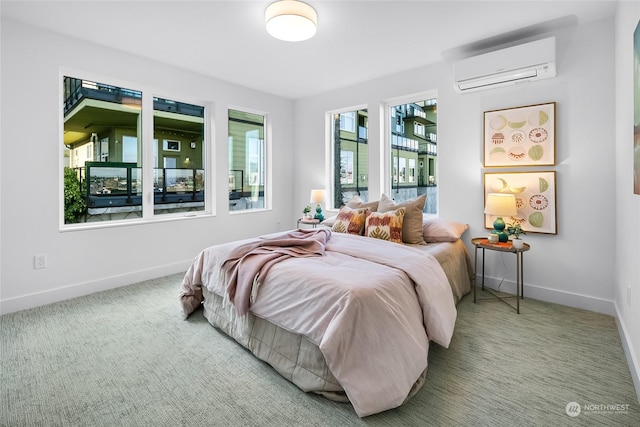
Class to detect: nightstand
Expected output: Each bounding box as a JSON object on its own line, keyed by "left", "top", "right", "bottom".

{"left": 471, "top": 237, "right": 530, "bottom": 314}
{"left": 297, "top": 218, "right": 320, "bottom": 228}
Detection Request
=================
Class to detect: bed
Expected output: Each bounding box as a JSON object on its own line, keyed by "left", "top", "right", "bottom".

{"left": 180, "top": 206, "right": 473, "bottom": 417}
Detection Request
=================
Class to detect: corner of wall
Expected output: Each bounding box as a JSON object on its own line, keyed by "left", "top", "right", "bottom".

{"left": 615, "top": 302, "right": 640, "bottom": 403}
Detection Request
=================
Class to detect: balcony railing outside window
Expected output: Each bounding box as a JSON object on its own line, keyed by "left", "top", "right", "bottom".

{"left": 82, "top": 162, "right": 204, "bottom": 210}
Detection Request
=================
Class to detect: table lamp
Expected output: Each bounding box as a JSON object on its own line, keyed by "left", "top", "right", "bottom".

{"left": 484, "top": 193, "right": 517, "bottom": 242}
{"left": 309, "top": 189, "right": 325, "bottom": 221}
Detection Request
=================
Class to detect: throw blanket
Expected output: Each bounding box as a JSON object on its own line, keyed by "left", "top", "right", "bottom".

{"left": 222, "top": 228, "right": 331, "bottom": 317}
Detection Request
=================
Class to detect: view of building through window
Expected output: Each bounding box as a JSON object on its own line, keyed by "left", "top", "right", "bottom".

{"left": 331, "top": 109, "right": 369, "bottom": 208}
{"left": 63, "top": 75, "right": 432, "bottom": 223}
{"left": 330, "top": 101, "right": 437, "bottom": 213}
{"left": 152, "top": 97, "right": 205, "bottom": 216}
{"left": 62, "top": 76, "right": 206, "bottom": 224}
{"left": 390, "top": 98, "right": 437, "bottom": 213}
{"left": 228, "top": 109, "right": 266, "bottom": 211}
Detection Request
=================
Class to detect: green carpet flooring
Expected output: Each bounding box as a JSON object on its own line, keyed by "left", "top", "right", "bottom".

{"left": 1, "top": 273, "right": 639, "bottom": 426}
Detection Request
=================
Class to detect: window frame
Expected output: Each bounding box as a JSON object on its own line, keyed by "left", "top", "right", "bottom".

{"left": 383, "top": 90, "right": 438, "bottom": 207}
{"left": 59, "top": 68, "right": 214, "bottom": 231}
{"left": 326, "top": 104, "right": 368, "bottom": 210}
{"left": 227, "top": 105, "right": 271, "bottom": 214}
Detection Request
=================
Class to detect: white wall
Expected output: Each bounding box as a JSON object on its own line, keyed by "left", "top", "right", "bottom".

{"left": 0, "top": 19, "right": 295, "bottom": 313}
{"left": 614, "top": 0, "right": 640, "bottom": 401}
{"left": 295, "top": 17, "right": 617, "bottom": 313}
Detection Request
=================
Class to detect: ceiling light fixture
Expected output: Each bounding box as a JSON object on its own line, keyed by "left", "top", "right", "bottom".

{"left": 265, "top": 0, "right": 317, "bottom": 42}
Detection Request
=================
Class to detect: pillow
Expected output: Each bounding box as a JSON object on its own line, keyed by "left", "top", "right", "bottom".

{"left": 365, "top": 208, "right": 406, "bottom": 243}
{"left": 377, "top": 193, "right": 426, "bottom": 245}
{"left": 346, "top": 195, "right": 379, "bottom": 212}
{"left": 331, "top": 206, "right": 369, "bottom": 235}
{"left": 321, "top": 215, "right": 337, "bottom": 227}
{"left": 422, "top": 217, "right": 469, "bottom": 243}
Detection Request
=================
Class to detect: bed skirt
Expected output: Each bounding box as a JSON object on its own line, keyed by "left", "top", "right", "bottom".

{"left": 202, "top": 290, "right": 427, "bottom": 403}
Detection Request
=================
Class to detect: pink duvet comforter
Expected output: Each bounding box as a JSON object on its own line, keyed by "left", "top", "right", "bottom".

{"left": 180, "top": 231, "right": 457, "bottom": 417}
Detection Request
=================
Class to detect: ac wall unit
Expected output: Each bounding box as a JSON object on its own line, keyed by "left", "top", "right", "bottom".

{"left": 453, "top": 37, "right": 556, "bottom": 93}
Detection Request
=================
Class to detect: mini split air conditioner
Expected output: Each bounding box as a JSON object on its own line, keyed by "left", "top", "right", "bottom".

{"left": 453, "top": 37, "right": 556, "bottom": 93}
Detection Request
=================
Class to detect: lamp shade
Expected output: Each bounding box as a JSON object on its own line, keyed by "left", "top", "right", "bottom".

{"left": 484, "top": 193, "right": 517, "bottom": 217}
{"left": 309, "top": 189, "right": 325, "bottom": 204}
{"left": 265, "top": 0, "right": 317, "bottom": 42}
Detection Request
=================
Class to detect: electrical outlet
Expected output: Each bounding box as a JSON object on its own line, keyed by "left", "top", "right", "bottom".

{"left": 34, "top": 254, "right": 47, "bottom": 269}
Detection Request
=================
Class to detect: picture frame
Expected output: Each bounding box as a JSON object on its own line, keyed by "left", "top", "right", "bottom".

{"left": 484, "top": 171, "right": 557, "bottom": 235}
{"left": 483, "top": 102, "right": 556, "bottom": 167}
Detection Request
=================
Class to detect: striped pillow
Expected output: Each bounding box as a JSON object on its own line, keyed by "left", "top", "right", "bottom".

{"left": 331, "top": 206, "right": 370, "bottom": 235}
{"left": 364, "top": 207, "right": 406, "bottom": 243}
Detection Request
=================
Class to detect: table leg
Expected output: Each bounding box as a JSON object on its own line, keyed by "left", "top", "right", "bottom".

{"left": 481, "top": 248, "right": 486, "bottom": 290}
{"left": 520, "top": 252, "right": 524, "bottom": 299}
{"left": 473, "top": 247, "right": 477, "bottom": 303}
{"left": 516, "top": 252, "right": 520, "bottom": 314}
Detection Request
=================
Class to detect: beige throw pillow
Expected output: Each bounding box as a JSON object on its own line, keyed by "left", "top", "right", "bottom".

{"left": 346, "top": 195, "right": 379, "bottom": 212}
{"left": 377, "top": 193, "right": 426, "bottom": 245}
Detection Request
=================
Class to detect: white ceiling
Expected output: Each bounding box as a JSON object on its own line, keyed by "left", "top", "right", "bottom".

{"left": 1, "top": 0, "right": 619, "bottom": 99}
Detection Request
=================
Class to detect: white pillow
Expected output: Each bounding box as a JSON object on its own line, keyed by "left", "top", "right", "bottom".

{"left": 321, "top": 215, "right": 337, "bottom": 227}
{"left": 422, "top": 218, "right": 469, "bottom": 243}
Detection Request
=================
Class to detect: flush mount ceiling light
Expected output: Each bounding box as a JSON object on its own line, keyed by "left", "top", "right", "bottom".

{"left": 265, "top": 0, "right": 317, "bottom": 42}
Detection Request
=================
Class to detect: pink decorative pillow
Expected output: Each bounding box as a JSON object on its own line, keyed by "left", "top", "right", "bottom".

{"left": 422, "top": 217, "right": 469, "bottom": 242}
{"left": 332, "top": 206, "right": 369, "bottom": 235}
{"left": 365, "top": 208, "right": 406, "bottom": 243}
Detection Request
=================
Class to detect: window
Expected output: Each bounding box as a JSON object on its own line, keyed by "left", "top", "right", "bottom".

{"left": 339, "top": 112, "right": 356, "bottom": 132}
{"left": 153, "top": 97, "right": 205, "bottom": 216}
{"left": 228, "top": 109, "right": 266, "bottom": 211}
{"left": 388, "top": 97, "right": 437, "bottom": 214}
{"left": 408, "top": 158, "right": 416, "bottom": 183}
{"left": 122, "top": 136, "right": 138, "bottom": 162}
{"left": 340, "top": 150, "right": 354, "bottom": 184}
{"left": 330, "top": 109, "right": 368, "bottom": 208}
{"left": 62, "top": 75, "right": 207, "bottom": 225}
{"left": 163, "top": 140, "right": 180, "bottom": 152}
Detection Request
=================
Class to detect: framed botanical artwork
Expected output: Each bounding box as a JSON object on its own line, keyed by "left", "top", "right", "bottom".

{"left": 484, "top": 171, "right": 557, "bottom": 235}
{"left": 484, "top": 102, "right": 556, "bottom": 167}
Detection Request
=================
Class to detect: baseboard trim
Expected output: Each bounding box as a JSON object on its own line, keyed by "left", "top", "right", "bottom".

{"left": 475, "top": 274, "right": 616, "bottom": 316}
{"left": 0, "top": 260, "right": 191, "bottom": 315}
{"left": 614, "top": 302, "right": 640, "bottom": 404}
